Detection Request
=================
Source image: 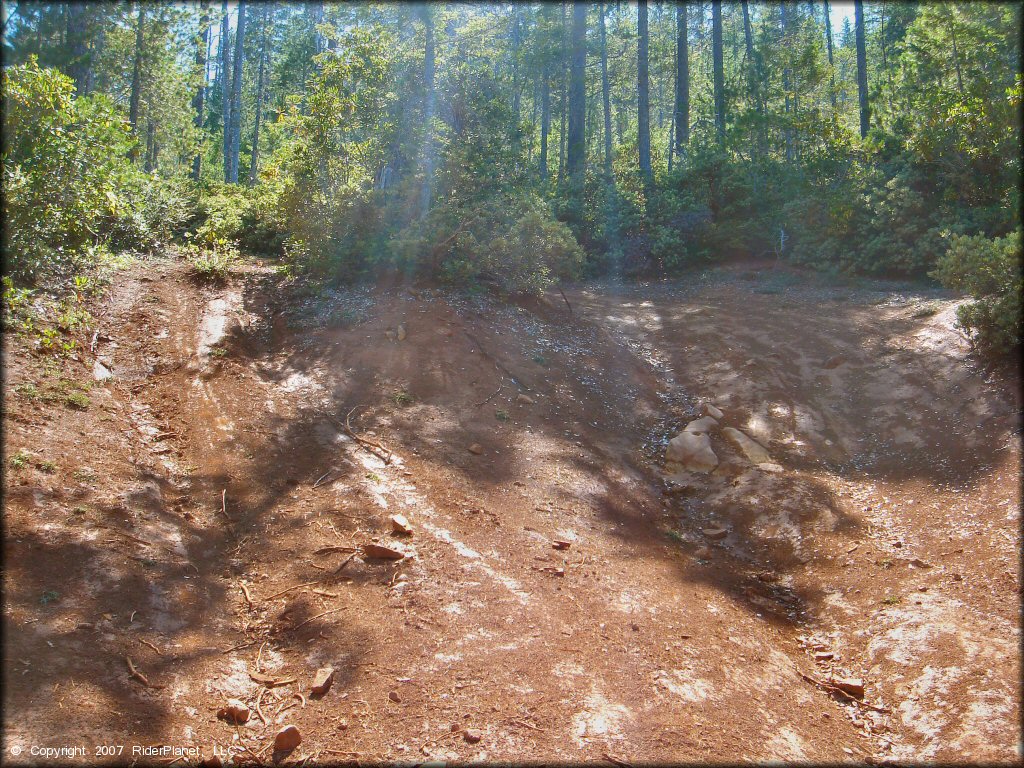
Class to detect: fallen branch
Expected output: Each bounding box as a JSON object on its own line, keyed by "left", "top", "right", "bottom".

{"left": 463, "top": 330, "right": 531, "bottom": 391}
{"left": 254, "top": 688, "right": 269, "bottom": 726}
{"left": 333, "top": 553, "right": 357, "bottom": 575}
{"left": 126, "top": 656, "right": 165, "bottom": 689}
{"left": 218, "top": 489, "right": 236, "bottom": 537}
{"left": 314, "top": 545, "right": 358, "bottom": 555}
{"left": 799, "top": 672, "right": 890, "bottom": 713}
{"left": 602, "top": 752, "right": 632, "bottom": 767}
{"left": 290, "top": 607, "right": 347, "bottom": 632}
{"left": 263, "top": 581, "right": 318, "bottom": 602}
{"left": 138, "top": 639, "right": 164, "bottom": 656}
{"left": 330, "top": 408, "right": 393, "bottom": 465}
{"left": 474, "top": 383, "right": 504, "bottom": 407}
{"left": 558, "top": 287, "right": 573, "bottom": 315}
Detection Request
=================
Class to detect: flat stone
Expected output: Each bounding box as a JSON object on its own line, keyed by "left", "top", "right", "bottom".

{"left": 92, "top": 360, "right": 113, "bottom": 381}
{"left": 684, "top": 416, "right": 718, "bottom": 433}
{"left": 703, "top": 403, "right": 724, "bottom": 420}
{"left": 665, "top": 431, "right": 718, "bottom": 474}
{"left": 722, "top": 427, "right": 771, "bottom": 464}
{"left": 702, "top": 527, "right": 729, "bottom": 540}
{"left": 390, "top": 514, "right": 413, "bottom": 536}
{"left": 273, "top": 725, "right": 302, "bottom": 752}
{"left": 463, "top": 728, "right": 483, "bottom": 744}
{"left": 217, "top": 700, "right": 249, "bottom": 724}
{"left": 467, "top": 443, "right": 484, "bottom": 455}
{"left": 362, "top": 543, "right": 406, "bottom": 561}
{"left": 517, "top": 392, "right": 536, "bottom": 404}
{"left": 311, "top": 667, "right": 335, "bottom": 696}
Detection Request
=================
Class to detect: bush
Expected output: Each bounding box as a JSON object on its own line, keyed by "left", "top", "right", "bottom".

{"left": 196, "top": 182, "right": 288, "bottom": 257}
{"left": 2, "top": 59, "right": 137, "bottom": 284}
{"left": 931, "top": 231, "right": 1022, "bottom": 356}
{"left": 183, "top": 237, "right": 239, "bottom": 283}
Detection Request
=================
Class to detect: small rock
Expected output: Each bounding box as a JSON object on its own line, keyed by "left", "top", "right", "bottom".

{"left": 397, "top": 322, "right": 407, "bottom": 341}
{"left": 311, "top": 666, "right": 335, "bottom": 696}
{"left": 833, "top": 677, "right": 865, "bottom": 698}
{"left": 702, "top": 527, "right": 729, "bottom": 541}
{"left": 684, "top": 416, "right": 718, "bottom": 433}
{"left": 463, "top": 728, "right": 483, "bottom": 744}
{"left": 823, "top": 355, "right": 847, "bottom": 369}
{"left": 892, "top": 540, "right": 902, "bottom": 548}
{"left": 362, "top": 543, "right": 406, "bottom": 561}
{"left": 814, "top": 651, "right": 834, "bottom": 661}
{"left": 517, "top": 392, "right": 535, "bottom": 404}
{"left": 217, "top": 700, "right": 250, "bottom": 724}
{"left": 757, "top": 462, "right": 785, "bottom": 473}
{"left": 722, "top": 427, "right": 771, "bottom": 464}
{"left": 703, "top": 403, "right": 725, "bottom": 420}
{"left": 388, "top": 690, "right": 401, "bottom": 703}
{"left": 665, "top": 430, "right": 718, "bottom": 474}
{"left": 909, "top": 558, "right": 931, "bottom": 569}
{"left": 385, "top": 329, "right": 397, "bottom": 341}
{"left": 467, "top": 443, "right": 484, "bottom": 455}
{"left": 952, "top": 572, "right": 963, "bottom": 582}
{"left": 551, "top": 540, "right": 571, "bottom": 550}
{"left": 273, "top": 725, "right": 302, "bottom": 752}
{"left": 390, "top": 514, "right": 413, "bottom": 536}
{"left": 92, "top": 360, "right": 113, "bottom": 381}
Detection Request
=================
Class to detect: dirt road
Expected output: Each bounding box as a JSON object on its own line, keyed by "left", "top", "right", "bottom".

{"left": 3, "top": 257, "right": 1019, "bottom": 764}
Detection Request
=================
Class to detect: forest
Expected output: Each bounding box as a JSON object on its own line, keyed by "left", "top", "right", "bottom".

{"left": 2, "top": 2, "right": 1022, "bottom": 766}
{"left": 2, "top": 1, "right": 1021, "bottom": 352}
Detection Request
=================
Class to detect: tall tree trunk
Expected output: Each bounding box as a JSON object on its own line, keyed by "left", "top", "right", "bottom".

{"left": 675, "top": 1, "right": 689, "bottom": 157}
{"left": 66, "top": 2, "right": 89, "bottom": 95}
{"left": 145, "top": 119, "right": 156, "bottom": 172}
{"left": 541, "top": 62, "right": 551, "bottom": 180}
{"left": 248, "top": 4, "right": 270, "bottom": 186}
{"left": 558, "top": 1, "right": 568, "bottom": 184}
{"left": 312, "top": 0, "right": 324, "bottom": 55}
{"left": 854, "top": 0, "right": 870, "bottom": 138}
{"left": 420, "top": 5, "right": 436, "bottom": 216}
{"left": 948, "top": 12, "right": 965, "bottom": 95}
{"left": 220, "top": 0, "right": 231, "bottom": 177}
{"left": 600, "top": 1, "right": 613, "bottom": 176}
{"left": 192, "top": 0, "right": 210, "bottom": 182}
{"left": 781, "top": 3, "right": 793, "bottom": 161}
{"left": 129, "top": 2, "right": 144, "bottom": 158}
{"left": 227, "top": 0, "right": 246, "bottom": 183}
{"left": 566, "top": 1, "right": 586, "bottom": 185}
{"left": 712, "top": 0, "right": 725, "bottom": 143}
{"left": 637, "top": 0, "right": 651, "bottom": 184}
{"left": 824, "top": 0, "right": 837, "bottom": 109}
{"left": 511, "top": 7, "right": 522, "bottom": 153}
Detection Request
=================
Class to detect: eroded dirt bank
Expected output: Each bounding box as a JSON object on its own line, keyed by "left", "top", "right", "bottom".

{"left": 3, "top": 256, "right": 1020, "bottom": 764}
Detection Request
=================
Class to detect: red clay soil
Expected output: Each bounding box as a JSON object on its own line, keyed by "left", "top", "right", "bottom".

{"left": 2, "top": 255, "right": 1020, "bottom": 765}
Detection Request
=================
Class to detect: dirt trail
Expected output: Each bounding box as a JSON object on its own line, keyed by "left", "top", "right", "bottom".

{"left": 3, "top": 257, "right": 1020, "bottom": 765}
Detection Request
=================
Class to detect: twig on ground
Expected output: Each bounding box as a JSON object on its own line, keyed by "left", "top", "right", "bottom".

{"left": 602, "top": 752, "right": 632, "bottom": 767}
{"left": 332, "top": 408, "right": 393, "bottom": 465}
{"left": 218, "top": 489, "right": 236, "bottom": 537}
{"left": 333, "top": 553, "right": 357, "bottom": 575}
{"left": 799, "top": 672, "right": 890, "bottom": 712}
{"left": 312, "top": 470, "right": 336, "bottom": 489}
{"left": 559, "top": 287, "right": 573, "bottom": 315}
{"left": 126, "top": 656, "right": 165, "bottom": 689}
{"left": 290, "top": 607, "right": 346, "bottom": 632}
{"left": 254, "top": 688, "right": 269, "bottom": 726}
{"left": 263, "top": 581, "right": 318, "bottom": 602}
{"left": 463, "top": 330, "right": 531, "bottom": 390}
{"left": 240, "top": 583, "right": 254, "bottom": 610}
{"left": 138, "top": 639, "right": 164, "bottom": 656}
{"left": 474, "top": 383, "right": 504, "bottom": 407}
{"left": 255, "top": 641, "right": 266, "bottom": 672}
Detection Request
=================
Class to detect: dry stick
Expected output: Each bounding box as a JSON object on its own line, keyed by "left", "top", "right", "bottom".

{"left": 254, "top": 688, "right": 269, "bottom": 726}
{"left": 240, "top": 583, "right": 254, "bottom": 610}
{"left": 558, "top": 286, "right": 573, "bottom": 315}
{"left": 462, "top": 330, "right": 531, "bottom": 391}
{"left": 218, "top": 489, "right": 236, "bottom": 537}
{"left": 291, "top": 607, "right": 346, "bottom": 632}
{"left": 263, "top": 581, "right": 318, "bottom": 602}
{"left": 255, "top": 641, "right": 267, "bottom": 672}
{"left": 138, "top": 638, "right": 164, "bottom": 656}
{"left": 474, "top": 383, "right": 504, "bottom": 407}
{"left": 799, "top": 672, "right": 890, "bottom": 713}
{"left": 335, "top": 408, "right": 393, "bottom": 464}
{"left": 309, "top": 473, "right": 333, "bottom": 489}
{"left": 333, "top": 553, "right": 357, "bottom": 575}
{"left": 602, "top": 752, "right": 632, "bottom": 768}
{"left": 126, "top": 656, "right": 165, "bottom": 689}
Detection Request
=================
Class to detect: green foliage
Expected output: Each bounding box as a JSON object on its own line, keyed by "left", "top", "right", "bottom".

{"left": 932, "top": 232, "right": 1022, "bottom": 355}
{"left": 196, "top": 182, "right": 288, "bottom": 256}
{"left": 2, "top": 59, "right": 137, "bottom": 283}
{"left": 7, "top": 450, "right": 32, "bottom": 471}
{"left": 183, "top": 237, "right": 239, "bottom": 283}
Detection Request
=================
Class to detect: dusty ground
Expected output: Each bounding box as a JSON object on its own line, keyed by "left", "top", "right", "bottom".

{"left": 2, "top": 255, "right": 1020, "bottom": 765}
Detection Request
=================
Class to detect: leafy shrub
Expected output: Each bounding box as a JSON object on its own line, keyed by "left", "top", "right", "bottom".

{"left": 196, "top": 182, "right": 288, "bottom": 256}
{"left": 183, "top": 238, "right": 238, "bottom": 283}
{"left": 2, "top": 59, "right": 138, "bottom": 283}
{"left": 931, "top": 231, "right": 1022, "bottom": 356}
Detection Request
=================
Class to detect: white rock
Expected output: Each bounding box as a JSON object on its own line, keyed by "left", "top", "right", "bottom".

{"left": 722, "top": 427, "right": 771, "bottom": 464}
{"left": 665, "top": 431, "right": 718, "bottom": 474}
{"left": 684, "top": 416, "right": 718, "bottom": 433}
{"left": 703, "top": 403, "right": 724, "bottom": 420}
{"left": 92, "top": 360, "right": 113, "bottom": 381}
